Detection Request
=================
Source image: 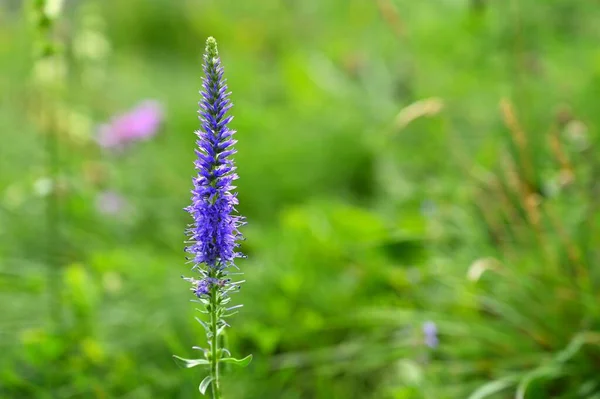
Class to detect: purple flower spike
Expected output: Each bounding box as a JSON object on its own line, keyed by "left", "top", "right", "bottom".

{"left": 184, "top": 38, "right": 244, "bottom": 271}
{"left": 97, "top": 100, "right": 163, "bottom": 148}
{"left": 423, "top": 321, "right": 439, "bottom": 349}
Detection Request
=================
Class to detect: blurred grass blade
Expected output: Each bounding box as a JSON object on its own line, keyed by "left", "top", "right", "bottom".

{"left": 468, "top": 376, "right": 519, "bottom": 399}
{"left": 516, "top": 366, "right": 563, "bottom": 399}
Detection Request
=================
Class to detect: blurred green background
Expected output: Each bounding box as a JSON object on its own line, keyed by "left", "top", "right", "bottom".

{"left": 2, "top": 0, "right": 600, "bottom": 398}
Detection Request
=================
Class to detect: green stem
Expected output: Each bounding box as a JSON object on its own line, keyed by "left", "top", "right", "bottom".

{"left": 210, "top": 285, "right": 221, "bottom": 399}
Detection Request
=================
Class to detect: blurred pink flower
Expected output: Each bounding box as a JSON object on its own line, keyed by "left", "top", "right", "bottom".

{"left": 96, "top": 190, "right": 126, "bottom": 215}
{"left": 97, "top": 100, "right": 164, "bottom": 148}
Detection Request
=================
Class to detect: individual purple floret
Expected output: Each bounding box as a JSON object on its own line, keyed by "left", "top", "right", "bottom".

{"left": 183, "top": 276, "right": 212, "bottom": 297}
{"left": 184, "top": 38, "right": 244, "bottom": 271}
{"left": 195, "top": 280, "right": 210, "bottom": 297}
{"left": 97, "top": 100, "right": 163, "bottom": 148}
{"left": 183, "top": 276, "right": 224, "bottom": 298}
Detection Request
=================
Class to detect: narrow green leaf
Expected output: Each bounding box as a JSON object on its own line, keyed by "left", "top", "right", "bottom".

{"left": 219, "top": 354, "right": 253, "bottom": 367}
{"left": 195, "top": 317, "right": 210, "bottom": 333}
{"left": 217, "top": 325, "right": 227, "bottom": 336}
{"left": 199, "top": 375, "right": 213, "bottom": 395}
{"left": 172, "top": 355, "right": 209, "bottom": 369}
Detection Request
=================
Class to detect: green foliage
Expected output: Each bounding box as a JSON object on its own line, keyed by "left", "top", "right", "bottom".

{"left": 1, "top": 0, "right": 600, "bottom": 398}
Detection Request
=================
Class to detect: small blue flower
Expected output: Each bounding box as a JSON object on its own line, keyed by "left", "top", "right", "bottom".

{"left": 420, "top": 199, "right": 437, "bottom": 217}
{"left": 423, "top": 321, "right": 439, "bottom": 348}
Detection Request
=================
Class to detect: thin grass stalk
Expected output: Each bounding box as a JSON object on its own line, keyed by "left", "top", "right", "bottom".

{"left": 31, "top": 0, "right": 64, "bottom": 330}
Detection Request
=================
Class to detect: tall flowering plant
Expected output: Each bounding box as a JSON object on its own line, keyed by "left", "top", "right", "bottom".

{"left": 174, "top": 37, "right": 251, "bottom": 397}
